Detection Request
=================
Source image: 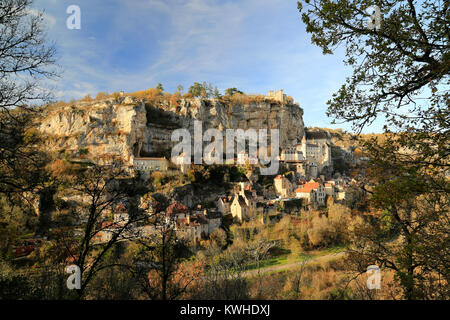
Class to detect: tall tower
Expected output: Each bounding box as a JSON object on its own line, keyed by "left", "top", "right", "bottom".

{"left": 301, "top": 135, "right": 307, "bottom": 157}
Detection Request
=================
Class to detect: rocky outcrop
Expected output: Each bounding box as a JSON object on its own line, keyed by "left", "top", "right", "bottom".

{"left": 37, "top": 96, "right": 305, "bottom": 164}
{"left": 38, "top": 97, "right": 147, "bottom": 164}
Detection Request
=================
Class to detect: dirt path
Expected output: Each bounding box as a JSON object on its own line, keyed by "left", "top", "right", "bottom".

{"left": 242, "top": 251, "right": 346, "bottom": 278}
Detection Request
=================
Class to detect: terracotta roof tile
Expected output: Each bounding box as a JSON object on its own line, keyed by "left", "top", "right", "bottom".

{"left": 166, "top": 202, "right": 189, "bottom": 216}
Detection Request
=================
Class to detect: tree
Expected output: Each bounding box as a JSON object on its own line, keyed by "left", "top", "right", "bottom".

{"left": 0, "top": 114, "right": 49, "bottom": 194}
{"left": 213, "top": 86, "right": 221, "bottom": 99}
{"left": 298, "top": 0, "right": 448, "bottom": 168}
{"left": 194, "top": 238, "right": 250, "bottom": 299}
{"left": 0, "top": 195, "right": 35, "bottom": 260}
{"left": 188, "top": 82, "right": 206, "bottom": 98}
{"left": 176, "top": 85, "right": 184, "bottom": 94}
{"left": 0, "top": 0, "right": 57, "bottom": 194}
{"left": 132, "top": 202, "right": 196, "bottom": 300}
{"left": 188, "top": 82, "right": 215, "bottom": 98}
{"left": 225, "top": 88, "right": 244, "bottom": 96}
{"left": 344, "top": 153, "right": 449, "bottom": 300}
{"left": 248, "top": 238, "right": 274, "bottom": 298}
{"left": 0, "top": 0, "right": 57, "bottom": 112}
{"left": 52, "top": 162, "right": 148, "bottom": 299}
{"left": 298, "top": 0, "right": 449, "bottom": 299}
{"left": 156, "top": 83, "right": 164, "bottom": 93}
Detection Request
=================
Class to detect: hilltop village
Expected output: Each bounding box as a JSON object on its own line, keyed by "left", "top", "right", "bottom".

{"left": 79, "top": 91, "right": 365, "bottom": 245}
{"left": 18, "top": 89, "right": 366, "bottom": 253}
{"left": 121, "top": 132, "right": 362, "bottom": 244}
{"left": 6, "top": 87, "right": 381, "bottom": 300}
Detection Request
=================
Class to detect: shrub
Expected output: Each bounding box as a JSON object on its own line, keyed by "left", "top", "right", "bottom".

{"left": 112, "top": 92, "right": 120, "bottom": 100}
{"left": 151, "top": 171, "right": 165, "bottom": 187}
{"left": 131, "top": 88, "right": 163, "bottom": 103}
{"left": 169, "top": 92, "right": 181, "bottom": 107}
{"left": 224, "top": 88, "right": 243, "bottom": 96}
{"left": 95, "top": 92, "right": 109, "bottom": 100}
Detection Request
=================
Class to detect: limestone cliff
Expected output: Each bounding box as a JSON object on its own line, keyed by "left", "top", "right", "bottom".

{"left": 38, "top": 95, "right": 305, "bottom": 164}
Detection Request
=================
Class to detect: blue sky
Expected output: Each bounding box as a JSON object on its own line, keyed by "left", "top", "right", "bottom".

{"left": 34, "top": 0, "right": 382, "bottom": 132}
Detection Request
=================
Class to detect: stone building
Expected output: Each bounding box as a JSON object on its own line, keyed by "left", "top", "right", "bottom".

{"left": 295, "top": 131, "right": 332, "bottom": 178}
{"left": 230, "top": 195, "right": 249, "bottom": 222}
{"left": 267, "top": 89, "right": 287, "bottom": 103}
{"left": 274, "top": 175, "right": 293, "bottom": 198}
{"left": 133, "top": 157, "right": 169, "bottom": 172}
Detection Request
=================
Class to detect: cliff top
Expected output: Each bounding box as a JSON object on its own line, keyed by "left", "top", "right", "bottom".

{"left": 42, "top": 87, "right": 302, "bottom": 116}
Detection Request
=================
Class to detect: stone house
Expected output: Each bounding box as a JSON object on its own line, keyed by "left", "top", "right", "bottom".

{"left": 216, "top": 195, "right": 233, "bottom": 215}
{"left": 166, "top": 202, "right": 190, "bottom": 221}
{"left": 274, "top": 175, "right": 293, "bottom": 198}
{"left": 295, "top": 186, "right": 316, "bottom": 204}
{"left": 133, "top": 157, "right": 169, "bottom": 172}
{"left": 205, "top": 211, "right": 222, "bottom": 234}
{"left": 176, "top": 214, "right": 209, "bottom": 243}
{"left": 324, "top": 183, "right": 335, "bottom": 198}
{"left": 230, "top": 195, "right": 249, "bottom": 222}
{"left": 295, "top": 180, "right": 327, "bottom": 206}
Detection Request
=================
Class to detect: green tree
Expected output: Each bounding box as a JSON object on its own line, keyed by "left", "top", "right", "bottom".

{"left": 298, "top": 0, "right": 448, "bottom": 167}
{"left": 188, "top": 82, "right": 207, "bottom": 97}
{"left": 188, "top": 82, "right": 215, "bottom": 98}
{"left": 298, "top": 0, "right": 449, "bottom": 299}
{"left": 213, "top": 86, "right": 221, "bottom": 99}
{"left": 225, "top": 88, "right": 244, "bottom": 96}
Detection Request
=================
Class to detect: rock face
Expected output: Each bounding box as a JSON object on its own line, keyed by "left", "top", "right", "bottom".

{"left": 38, "top": 97, "right": 147, "bottom": 164}
{"left": 38, "top": 96, "right": 305, "bottom": 164}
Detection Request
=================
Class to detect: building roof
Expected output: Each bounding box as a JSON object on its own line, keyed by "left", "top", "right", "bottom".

{"left": 281, "top": 159, "right": 305, "bottom": 163}
{"left": 166, "top": 202, "right": 189, "bottom": 216}
{"left": 217, "top": 195, "right": 233, "bottom": 203}
{"left": 114, "top": 202, "right": 127, "bottom": 213}
{"left": 101, "top": 221, "right": 116, "bottom": 229}
{"left": 305, "top": 131, "right": 329, "bottom": 140}
{"left": 191, "top": 214, "right": 208, "bottom": 225}
{"left": 295, "top": 187, "right": 314, "bottom": 194}
{"left": 134, "top": 157, "right": 167, "bottom": 161}
{"left": 233, "top": 195, "right": 248, "bottom": 207}
{"left": 295, "top": 181, "right": 321, "bottom": 193}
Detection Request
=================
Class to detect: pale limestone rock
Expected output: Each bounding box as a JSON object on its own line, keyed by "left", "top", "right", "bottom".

{"left": 38, "top": 96, "right": 305, "bottom": 165}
